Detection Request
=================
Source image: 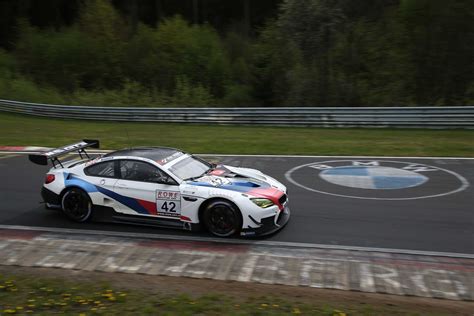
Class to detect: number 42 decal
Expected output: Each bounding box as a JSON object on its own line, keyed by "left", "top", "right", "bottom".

{"left": 161, "top": 201, "right": 176, "bottom": 213}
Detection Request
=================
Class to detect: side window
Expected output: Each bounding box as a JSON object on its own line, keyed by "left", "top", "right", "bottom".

{"left": 84, "top": 161, "right": 116, "bottom": 178}
{"left": 119, "top": 160, "right": 175, "bottom": 184}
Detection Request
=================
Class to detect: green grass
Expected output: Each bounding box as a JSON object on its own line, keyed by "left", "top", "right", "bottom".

{"left": 0, "top": 112, "right": 473, "bottom": 156}
{"left": 0, "top": 273, "right": 364, "bottom": 315}
{"left": 0, "top": 272, "right": 455, "bottom": 316}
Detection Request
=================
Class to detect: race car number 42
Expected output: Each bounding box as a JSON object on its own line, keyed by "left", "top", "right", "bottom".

{"left": 156, "top": 190, "right": 181, "bottom": 217}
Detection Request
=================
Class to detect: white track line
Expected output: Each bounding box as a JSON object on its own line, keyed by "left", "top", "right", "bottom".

{"left": 0, "top": 224, "right": 472, "bottom": 259}
{"left": 0, "top": 154, "right": 19, "bottom": 160}
{"left": 0, "top": 150, "right": 473, "bottom": 160}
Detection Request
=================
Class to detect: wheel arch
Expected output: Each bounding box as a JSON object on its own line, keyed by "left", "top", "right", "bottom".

{"left": 59, "top": 185, "right": 91, "bottom": 205}
{"left": 198, "top": 197, "right": 243, "bottom": 228}
{"left": 60, "top": 185, "right": 94, "bottom": 223}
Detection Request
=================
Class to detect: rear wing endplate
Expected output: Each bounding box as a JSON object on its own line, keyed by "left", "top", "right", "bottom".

{"left": 29, "top": 139, "right": 100, "bottom": 168}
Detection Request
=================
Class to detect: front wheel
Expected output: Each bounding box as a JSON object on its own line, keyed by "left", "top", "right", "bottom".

{"left": 61, "top": 188, "right": 92, "bottom": 222}
{"left": 203, "top": 200, "right": 242, "bottom": 237}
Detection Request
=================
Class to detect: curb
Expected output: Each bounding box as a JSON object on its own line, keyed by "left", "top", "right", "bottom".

{"left": 0, "top": 227, "right": 472, "bottom": 301}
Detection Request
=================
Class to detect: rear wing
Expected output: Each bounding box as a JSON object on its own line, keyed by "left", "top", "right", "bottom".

{"left": 29, "top": 139, "right": 100, "bottom": 168}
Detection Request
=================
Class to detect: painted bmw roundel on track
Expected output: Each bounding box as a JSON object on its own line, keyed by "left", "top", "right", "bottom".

{"left": 319, "top": 166, "right": 428, "bottom": 190}
{"left": 286, "top": 160, "right": 469, "bottom": 200}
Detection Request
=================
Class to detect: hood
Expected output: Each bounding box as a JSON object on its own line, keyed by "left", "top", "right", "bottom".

{"left": 187, "top": 165, "right": 286, "bottom": 194}
{"left": 224, "top": 165, "right": 267, "bottom": 181}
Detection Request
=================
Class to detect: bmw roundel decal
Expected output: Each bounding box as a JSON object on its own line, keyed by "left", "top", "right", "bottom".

{"left": 285, "top": 160, "right": 469, "bottom": 200}
{"left": 319, "top": 166, "right": 428, "bottom": 190}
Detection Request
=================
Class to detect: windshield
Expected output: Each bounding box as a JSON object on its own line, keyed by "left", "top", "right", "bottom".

{"left": 168, "top": 156, "right": 211, "bottom": 180}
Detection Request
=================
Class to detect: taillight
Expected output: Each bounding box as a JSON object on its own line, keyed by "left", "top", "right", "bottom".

{"left": 45, "top": 174, "right": 55, "bottom": 184}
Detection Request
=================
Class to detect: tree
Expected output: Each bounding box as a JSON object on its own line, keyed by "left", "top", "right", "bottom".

{"left": 400, "top": 0, "right": 474, "bottom": 105}
{"left": 275, "top": 0, "right": 346, "bottom": 105}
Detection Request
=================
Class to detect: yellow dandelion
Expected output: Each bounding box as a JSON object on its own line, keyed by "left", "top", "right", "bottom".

{"left": 119, "top": 293, "right": 127, "bottom": 297}
{"left": 105, "top": 289, "right": 113, "bottom": 293}
{"left": 91, "top": 308, "right": 97, "bottom": 311}
{"left": 94, "top": 301, "right": 101, "bottom": 304}
{"left": 293, "top": 307, "right": 301, "bottom": 314}
{"left": 108, "top": 297, "right": 116, "bottom": 301}
{"left": 3, "top": 309, "right": 16, "bottom": 314}
{"left": 272, "top": 304, "right": 279, "bottom": 307}
{"left": 0, "top": 285, "right": 5, "bottom": 289}
{"left": 16, "top": 307, "right": 23, "bottom": 310}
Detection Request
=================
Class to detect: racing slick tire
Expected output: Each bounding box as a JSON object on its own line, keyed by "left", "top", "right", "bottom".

{"left": 203, "top": 199, "right": 242, "bottom": 237}
{"left": 61, "top": 188, "right": 93, "bottom": 222}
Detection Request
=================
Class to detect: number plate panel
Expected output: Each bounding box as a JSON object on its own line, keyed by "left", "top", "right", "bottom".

{"left": 156, "top": 190, "right": 181, "bottom": 217}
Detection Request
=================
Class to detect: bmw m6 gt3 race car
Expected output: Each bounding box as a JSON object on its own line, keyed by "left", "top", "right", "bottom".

{"left": 30, "top": 140, "right": 290, "bottom": 237}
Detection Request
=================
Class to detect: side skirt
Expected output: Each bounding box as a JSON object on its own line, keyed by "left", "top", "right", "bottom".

{"left": 91, "top": 205, "right": 202, "bottom": 232}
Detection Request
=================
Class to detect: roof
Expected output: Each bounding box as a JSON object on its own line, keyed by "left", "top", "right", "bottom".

{"left": 104, "top": 147, "right": 184, "bottom": 163}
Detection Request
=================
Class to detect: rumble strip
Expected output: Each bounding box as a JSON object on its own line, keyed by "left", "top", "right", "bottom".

{"left": 0, "top": 228, "right": 472, "bottom": 301}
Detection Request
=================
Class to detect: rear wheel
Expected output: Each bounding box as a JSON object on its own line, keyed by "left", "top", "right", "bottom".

{"left": 61, "top": 188, "right": 92, "bottom": 222}
{"left": 203, "top": 200, "right": 242, "bottom": 237}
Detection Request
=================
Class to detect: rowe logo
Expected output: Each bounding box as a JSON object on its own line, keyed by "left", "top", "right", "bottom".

{"left": 285, "top": 160, "right": 469, "bottom": 200}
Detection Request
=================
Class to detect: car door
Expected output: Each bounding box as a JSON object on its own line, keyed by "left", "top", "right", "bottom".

{"left": 113, "top": 159, "right": 181, "bottom": 218}
{"left": 83, "top": 160, "right": 120, "bottom": 208}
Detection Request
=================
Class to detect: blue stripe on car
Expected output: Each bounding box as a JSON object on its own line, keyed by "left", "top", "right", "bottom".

{"left": 64, "top": 174, "right": 150, "bottom": 214}
{"left": 190, "top": 181, "right": 262, "bottom": 192}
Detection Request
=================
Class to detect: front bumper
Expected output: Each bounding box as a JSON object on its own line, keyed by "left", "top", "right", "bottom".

{"left": 240, "top": 205, "right": 290, "bottom": 237}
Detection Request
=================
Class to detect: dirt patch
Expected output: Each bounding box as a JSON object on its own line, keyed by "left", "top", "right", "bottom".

{"left": 1, "top": 266, "right": 472, "bottom": 315}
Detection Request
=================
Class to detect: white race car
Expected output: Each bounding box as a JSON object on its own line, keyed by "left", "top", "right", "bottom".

{"left": 30, "top": 140, "right": 290, "bottom": 237}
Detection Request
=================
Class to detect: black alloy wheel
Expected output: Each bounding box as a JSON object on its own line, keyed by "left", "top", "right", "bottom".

{"left": 61, "top": 188, "right": 92, "bottom": 222}
{"left": 203, "top": 200, "right": 242, "bottom": 237}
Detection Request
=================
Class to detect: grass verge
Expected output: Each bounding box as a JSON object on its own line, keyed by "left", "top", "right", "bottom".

{"left": 1, "top": 276, "right": 330, "bottom": 316}
{"left": 0, "top": 112, "right": 473, "bottom": 157}
{"left": 1, "top": 268, "right": 469, "bottom": 316}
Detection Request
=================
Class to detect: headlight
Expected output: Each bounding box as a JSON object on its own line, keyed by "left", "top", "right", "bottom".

{"left": 250, "top": 198, "right": 274, "bottom": 208}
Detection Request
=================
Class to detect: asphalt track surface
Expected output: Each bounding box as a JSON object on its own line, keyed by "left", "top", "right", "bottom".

{"left": 0, "top": 153, "right": 473, "bottom": 254}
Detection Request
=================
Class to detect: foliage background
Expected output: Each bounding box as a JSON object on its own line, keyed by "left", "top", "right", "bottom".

{"left": 0, "top": 0, "right": 472, "bottom": 107}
